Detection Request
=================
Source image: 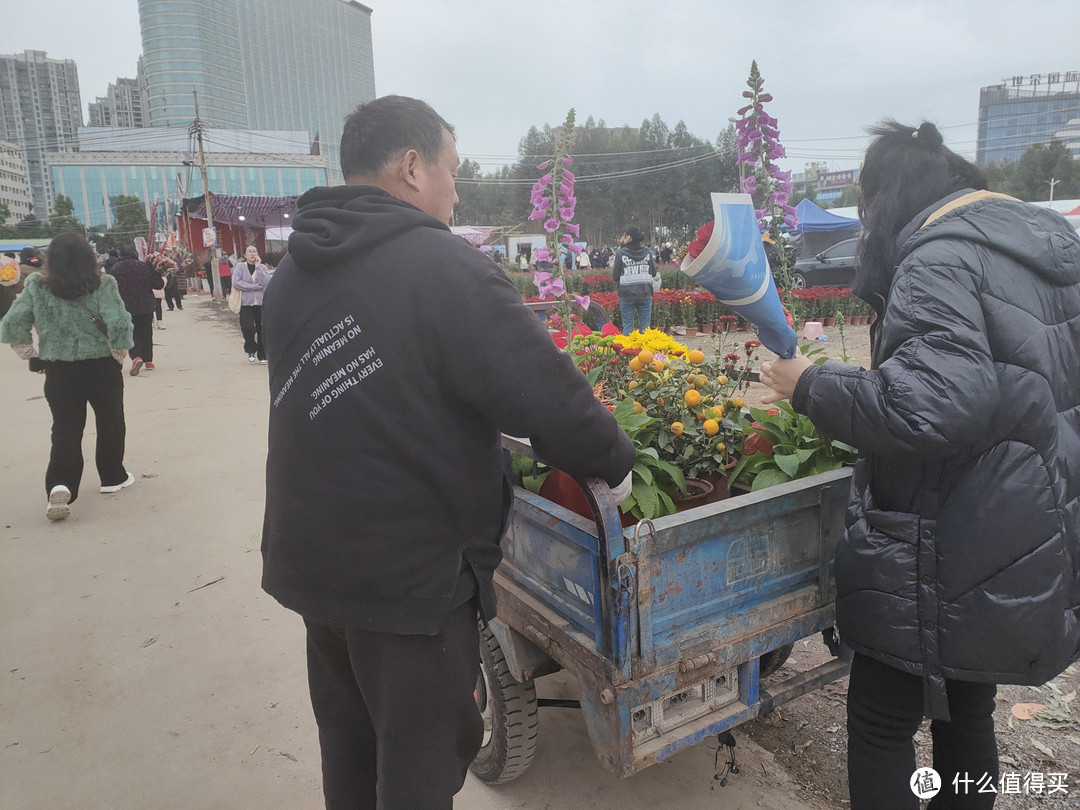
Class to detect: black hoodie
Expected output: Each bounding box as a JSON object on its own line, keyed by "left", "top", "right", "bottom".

{"left": 261, "top": 185, "right": 634, "bottom": 633}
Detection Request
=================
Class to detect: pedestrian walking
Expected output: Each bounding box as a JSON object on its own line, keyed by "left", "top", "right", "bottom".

{"left": 232, "top": 245, "right": 270, "bottom": 364}
{"left": 0, "top": 232, "right": 136, "bottom": 520}
{"left": 108, "top": 246, "right": 163, "bottom": 374}
{"left": 164, "top": 269, "right": 184, "bottom": 311}
{"left": 757, "top": 120, "right": 1080, "bottom": 810}
{"left": 612, "top": 225, "right": 657, "bottom": 333}
{"left": 260, "top": 94, "right": 634, "bottom": 810}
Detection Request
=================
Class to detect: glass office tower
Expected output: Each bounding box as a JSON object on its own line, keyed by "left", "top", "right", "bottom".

{"left": 138, "top": 0, "right": 375, "bottom": 179}
{"left": 976, "top": 72, "right": 1080, "bottom": 164}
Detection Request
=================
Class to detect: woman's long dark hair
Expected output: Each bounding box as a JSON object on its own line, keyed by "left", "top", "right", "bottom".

{"left": 43, "top": 232, "right": 102, "bottom": 301}
{"left": 855, "top": 120, "right": 987, "bottom": 311}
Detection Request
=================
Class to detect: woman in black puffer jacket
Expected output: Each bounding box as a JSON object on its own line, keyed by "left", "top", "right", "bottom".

{"left": 759, "top": 121, "right": 1080, "bottom": 810}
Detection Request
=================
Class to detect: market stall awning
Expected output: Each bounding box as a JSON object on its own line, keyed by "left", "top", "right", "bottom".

{"left": 184, "top": 194, "right": 297, "bottom": 229}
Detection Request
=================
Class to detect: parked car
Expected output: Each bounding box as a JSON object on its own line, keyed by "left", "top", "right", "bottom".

{"left": 792, "top": 237, "right": 858, "bottom": 288}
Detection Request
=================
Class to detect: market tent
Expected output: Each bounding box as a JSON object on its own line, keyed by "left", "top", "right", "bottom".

{"left": 791, "top": 199, "right": 861, "bottom": 259}
{"left": 793, "top": 199, "right": 860, "bottom": 232}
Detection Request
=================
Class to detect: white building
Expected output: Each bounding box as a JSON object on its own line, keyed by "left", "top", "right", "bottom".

{"left": 0, "top": 139, "right": 33, "bottom": 222}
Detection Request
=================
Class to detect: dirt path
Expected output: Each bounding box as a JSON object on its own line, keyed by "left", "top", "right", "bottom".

{"left": 0, "top": 295, "right": 827, "bottom": 810}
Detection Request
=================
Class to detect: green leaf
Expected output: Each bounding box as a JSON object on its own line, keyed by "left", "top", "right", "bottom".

{"left": 633, "top": 478, "right": 659, "bottom": 519}
{"left": 774, "top": 452, "right": 801, "bottom": 478}
{"left": 752, "top": 468, "right": 792, "bottom": 491}
{"left": 632, "top": 463, "right": 654, "bottom": 486}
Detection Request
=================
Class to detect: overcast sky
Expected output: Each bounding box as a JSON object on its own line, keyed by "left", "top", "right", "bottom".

{"left": 4, "top": 0, "right": 1079, "bottom": 175}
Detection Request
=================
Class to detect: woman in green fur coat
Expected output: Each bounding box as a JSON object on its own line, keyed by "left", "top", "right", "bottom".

{"left": 0, "top": 233, "right": 136, "bottom": 521}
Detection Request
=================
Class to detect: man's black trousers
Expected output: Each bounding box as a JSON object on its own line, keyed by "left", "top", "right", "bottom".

{"left": 304, "top": 600, "right": 483, "bottom": 810}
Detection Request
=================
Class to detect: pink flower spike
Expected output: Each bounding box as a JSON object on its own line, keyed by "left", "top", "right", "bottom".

{"left": 544, "top": 219, "right": 560, "bottom": 233}
{"left": 574, "top": 294, "right": 590, "bottom": 309}
{"left": 537, "top": 161, "right": 551, "bottom": 170}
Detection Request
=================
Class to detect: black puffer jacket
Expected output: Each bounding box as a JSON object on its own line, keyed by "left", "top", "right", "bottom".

{"left": 792, "top": 192, "right": 1080, "bottom": 718}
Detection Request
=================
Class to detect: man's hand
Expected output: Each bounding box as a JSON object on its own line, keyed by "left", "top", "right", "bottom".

{"left": 610, "top": 471, "right": 634, "bottom": 504}
{"left": 758, "top": 355, "right": 814, "bottom": 404}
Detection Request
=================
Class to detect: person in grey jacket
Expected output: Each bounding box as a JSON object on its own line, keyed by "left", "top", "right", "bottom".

{"left": 612, "top": 225, "right": 657, "bottom": 333}
{"left": 758, "top": 121, "right": 1080, "bottom": 810}
{"left": 232, "top": 245, "right": 271, "bottom": 363}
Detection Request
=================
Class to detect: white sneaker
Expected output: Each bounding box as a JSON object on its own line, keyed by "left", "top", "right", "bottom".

{"left": 248, "top": 354, "right": 257, "bottom": 363}
{"left": 100, "top": 472, "right": 135, "bottom": 493}
{"left": 259, "top": 359, "right": 268, "bottom": 365}
{"left": 46, "top": 485, "right": 71, "bottom": 520}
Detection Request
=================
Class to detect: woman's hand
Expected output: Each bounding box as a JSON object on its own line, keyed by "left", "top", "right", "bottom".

{"left": 758, "top": 355, "right": 814, "bottom": 404}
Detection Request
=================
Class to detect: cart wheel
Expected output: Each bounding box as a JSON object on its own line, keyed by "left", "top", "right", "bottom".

{"left": 759, "top": 643, "right": 794, "bottom": 679}
{"left": 470, "top": 623, "right": 539, "bottom": 784}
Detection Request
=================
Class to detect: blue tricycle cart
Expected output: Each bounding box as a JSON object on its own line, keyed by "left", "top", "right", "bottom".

{"left": 471, "top": 436, "right": 853, "bottom": 784}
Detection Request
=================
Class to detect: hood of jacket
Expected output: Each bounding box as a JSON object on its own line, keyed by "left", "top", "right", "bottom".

{"left": 896, "top": 191, "right": 1080, "bottom": 289}
{"left": 617, "top": 242, "right": 652, "bottom": 262}
{"left": 287, "top": 185, "right": 449, "bottom": 272}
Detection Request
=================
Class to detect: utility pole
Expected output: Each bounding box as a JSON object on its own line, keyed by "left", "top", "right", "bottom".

{"left": 190, "top": 90, "right": 219, "bottom": 300}
{"left": 1048, "top": 176, "right": 1058, "bottom": 203}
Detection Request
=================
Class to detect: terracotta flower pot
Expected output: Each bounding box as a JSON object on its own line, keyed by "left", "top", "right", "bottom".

{"left": 698, "top": 323, "right": 713, "bottom": 334}
{"left": 674, "top": 477, "right": 714, "bottom": 511}
{"left": 822, "top": 317, "right": 836, "bottom": 327}
{"left": 683, "top": 326, "right": 698, "bottom": 338}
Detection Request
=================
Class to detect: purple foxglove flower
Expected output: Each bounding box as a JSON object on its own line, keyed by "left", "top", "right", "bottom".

{"left": 737, "top": 105, "right": 752, "bottom": 116}
{"left": 564, "top": 223, "right": 580, "bottom": 237}
{"left": 759, "top": 93, "right": 773, "bottom": 102}
{"left": 563, "top": 170, "right": 575, "bottom": 182}
{"left": 537, "top": 161, "right": 551, "bottom": 170}
{"left": 559, "top": 207, "right": 575, "bottom": 221}
{"left": 742, "top": 176, "right": 758, "bottom": 195}
{"left": 774, "top": 192, "right": 790, "bottom": 205}
{"left": 538, "top": 173, "right": 552, "bottom": 186}
{"left": 567, "top": 243, "right": 582, "bottom": 254}
{"left": 749, "top": 131, "right": 763, "bottom": 141}
{"left": 739, "top": 153, "right": 758, "bottom": 165}
{"left": 533, "top": 271, "right": 552, "bottom": 285}
{"left": 544, "top": 219, "right": 560, "bottom": 233}
{"left": 528, "top": 208, "right": 545, "bottom": 221}
{"left": 534, "top": 247, "right": 551, "bottom": 263}
{"left": 560, "top": 234, "right": 573, "bottom": 244}
{"left": 560, "top": 182, "right": 573, "bottom": 198}
{"left": 784, "top": 215, "right": 798, "bottom": 228}
{"left": 561, "top": 156, "right": 573, "bottom": 165}
{"left": 742, "top": 90, "right": 753, "bottom": 98}
{"left": 550, "top": 277, "right": 565, "bottom": 295}
{"left": 573, "top": 294, "right": 590, "bottom": 309}
{"left": 768, "top": 145, "right": 786, "bottom": 160}
{"left": 779, "top": 182, "right": 794, "bottom": 195}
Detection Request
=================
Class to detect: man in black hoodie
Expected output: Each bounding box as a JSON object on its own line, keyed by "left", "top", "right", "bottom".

{"left": 612, "top": 225, "right": 658, "bottom": 333}
{"left": 261, "top": 95, "right": 634, "bottom": 809}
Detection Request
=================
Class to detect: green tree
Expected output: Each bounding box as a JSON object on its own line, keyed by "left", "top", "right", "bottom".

{"left": 1000, "top": 140, "right": 1080, "bottom": 201}
{"left": 46, "top": 194, "right": 85, "bottom": 237}
{"left": 826, "top": 186, "right": 860, "bottom": 208}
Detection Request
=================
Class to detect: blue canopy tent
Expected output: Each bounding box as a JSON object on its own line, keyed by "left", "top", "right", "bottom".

{"left": 792, "top": 199, "right": 860, "bottom": 258}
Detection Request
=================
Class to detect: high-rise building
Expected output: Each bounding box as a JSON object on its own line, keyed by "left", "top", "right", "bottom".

{"left": 0, "top": 139, "right": 33, "bottom": 223}
{"left": 976, "top": 71, "right": 1080, "bottom": 164}
{"left": 49, "top": 127, "right": 330, "bottom": 229}
{"left": 137, "top": 0, "right": 375, "bottom": 180}
{"left": 0, "top": 49, "right": 83, "bottom": 218}
{"left": 88, "top": 58, "right": 150, "bottom": 128}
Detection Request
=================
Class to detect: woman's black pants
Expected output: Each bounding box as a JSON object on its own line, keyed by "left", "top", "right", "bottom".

{"left": 129, "top": 313, "right": 154, "bottom": 362}
{"left": 847, "top": 653, "right": 998, "bottom": 809}
{"left": 239, "top": 304, "right": 263, "bottom": 359}
{"left": 43, "top": 357, "right": 127, "bottom": 502}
